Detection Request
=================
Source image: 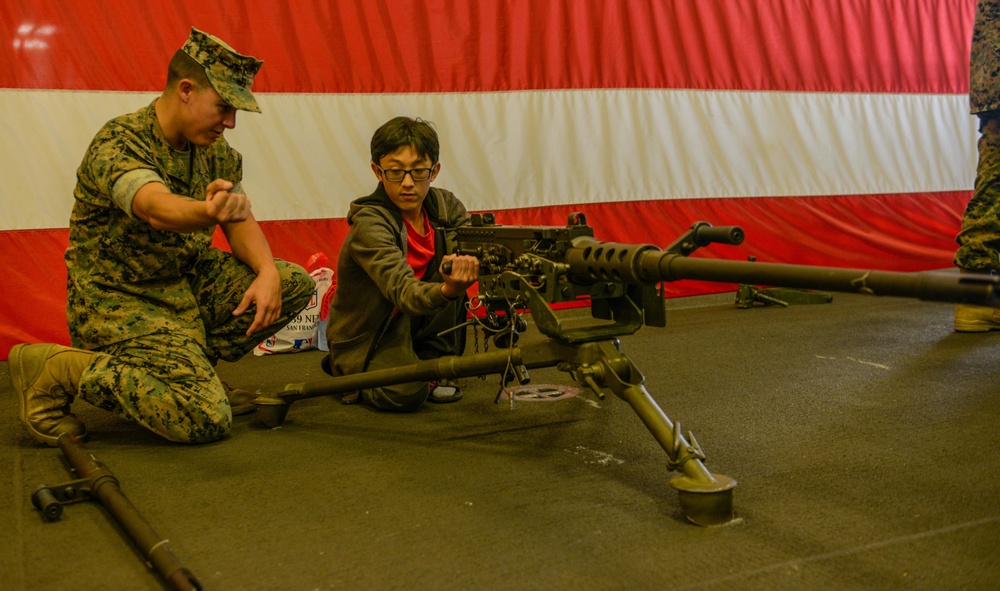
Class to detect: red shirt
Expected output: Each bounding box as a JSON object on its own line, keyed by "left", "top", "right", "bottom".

{"left": 404, "top": 211, "right": 435, "bottom": 279}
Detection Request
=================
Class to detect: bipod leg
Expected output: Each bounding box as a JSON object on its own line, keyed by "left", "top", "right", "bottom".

{"left": 583, "top": 341, "right": 737, "bottom": 525}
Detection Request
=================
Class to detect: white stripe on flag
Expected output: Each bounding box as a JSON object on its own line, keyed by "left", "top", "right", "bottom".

{"left": 0, "top": 88, "right": 977, "bottom": 231}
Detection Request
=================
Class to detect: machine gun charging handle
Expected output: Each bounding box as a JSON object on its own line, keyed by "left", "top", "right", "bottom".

{"left": 691, "top": 223, "right": 745, "bottom": 247}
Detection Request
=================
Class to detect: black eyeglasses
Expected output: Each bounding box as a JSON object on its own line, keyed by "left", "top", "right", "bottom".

{"left": 377, "top": 165, "right": 434, "bottom": 182}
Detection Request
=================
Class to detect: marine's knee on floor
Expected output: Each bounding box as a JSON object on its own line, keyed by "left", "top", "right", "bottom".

{"left": 152, "top": 394, "right": 233, "bottom": 444}
{"left": 160, "top": 413, "right": 233, "bottom": 444}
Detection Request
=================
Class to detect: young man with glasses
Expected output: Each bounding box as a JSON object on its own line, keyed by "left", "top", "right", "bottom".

{"left": 321, "top": 116, "right": 480, "bottom": 410}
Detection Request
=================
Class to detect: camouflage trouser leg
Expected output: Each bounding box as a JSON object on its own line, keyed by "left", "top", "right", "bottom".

{"left": 75, "top": 251, "right": 313, "bottom": 443}
{"left": 76, "top": 332, "right": 231, "bottom": 443}
{"left": 955, "top": 113, "right": 1000, "bottom": 272}
{"left": 188, "top": 249, "right": 315, "bottom": 363}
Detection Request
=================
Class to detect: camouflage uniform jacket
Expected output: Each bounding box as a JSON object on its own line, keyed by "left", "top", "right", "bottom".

{"left": 324, "top": 184, "right": 469, "bottom": 376}
{"left": 65, "top": 100, "right": 243, "bottom": 350}
{"left": 972, "top": 0, "right": 1000, "bottom": 114}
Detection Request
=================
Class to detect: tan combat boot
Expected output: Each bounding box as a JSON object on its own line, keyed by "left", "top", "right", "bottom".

{"left": 954, "top": 268, "right": 1000, "bottom": 332}
{"left": 954, "top": 303, "right": 1000, "bottom": 332}
{"left": 221, "top": 381, "right": 258, "bottom": 416}
{"left": 9, "top": 343, "right": 93, "bottom": 446}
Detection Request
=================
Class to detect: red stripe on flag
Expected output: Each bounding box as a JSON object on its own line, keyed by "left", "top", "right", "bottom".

{"left": 0, "top": 192, "right": 966, "bottom": 359}
{"left": 1, "top": 0, "right": 973, "bottom": 94}
{"left": 0, "top": 229, "right": 71, "bottom": 353}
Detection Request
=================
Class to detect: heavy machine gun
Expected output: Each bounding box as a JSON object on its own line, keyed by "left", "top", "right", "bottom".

{"left": 254, "top": 212, "right": 1000, "bottom": 526}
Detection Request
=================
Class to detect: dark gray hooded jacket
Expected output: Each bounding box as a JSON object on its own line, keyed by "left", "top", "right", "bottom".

{"left": 323, "top": 184, "right": 469, "bottom": 376}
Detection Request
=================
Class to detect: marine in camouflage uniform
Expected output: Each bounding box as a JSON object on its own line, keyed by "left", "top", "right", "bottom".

{"left": 8, "top": 28, "right": 313, "bottom": 444}
{"left": 955, "top": 1, "right": 1000, "bottom": 330}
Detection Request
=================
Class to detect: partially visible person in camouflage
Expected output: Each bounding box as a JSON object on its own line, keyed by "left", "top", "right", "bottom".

{"left": 7, "top": 28, "right": 314, "bottom": 445}
{"left": 955, "top": 0, "right": 1000, "bottom": 331}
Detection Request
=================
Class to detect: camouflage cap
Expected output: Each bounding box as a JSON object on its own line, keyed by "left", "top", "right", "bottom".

{"left": 181, "top": 27, "right": 263, "bottom": 113}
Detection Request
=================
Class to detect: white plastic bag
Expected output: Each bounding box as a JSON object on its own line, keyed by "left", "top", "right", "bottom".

{"left": 316, "top": 268, "right": 336, "bottom": 352}
{"left": 255, "top": 256, "right": 335, "bottom": 355}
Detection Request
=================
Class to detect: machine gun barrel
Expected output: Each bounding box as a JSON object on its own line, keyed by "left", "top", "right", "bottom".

{"left": 652, "top": 256, "right": 998, "bottom": 305}
{"left": 563, "top": 236, "right": 1000, "bottom": 307}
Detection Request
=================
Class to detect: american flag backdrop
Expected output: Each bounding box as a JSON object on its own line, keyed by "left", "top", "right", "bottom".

{"left": 0, "top": 0, "right": 978, "bottom": 358}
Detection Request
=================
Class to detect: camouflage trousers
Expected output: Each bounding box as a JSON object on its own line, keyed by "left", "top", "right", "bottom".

{"left": 75, "top": 255, "right": 313, "bottom": 443}
{"left": 955, "top": 113, "right": 1000, "bottom": 272}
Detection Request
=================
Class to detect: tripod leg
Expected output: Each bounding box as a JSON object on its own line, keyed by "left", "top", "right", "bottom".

{"left": 588, "top": 342, "right": 736, "bottom": 525}
{"left": 616, "top": 383, "right": 736, "bottom": 525}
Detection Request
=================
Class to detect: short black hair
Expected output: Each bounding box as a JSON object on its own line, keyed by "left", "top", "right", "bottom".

{"left": 370, "top": 117, "right": 440, "bottom": 166}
